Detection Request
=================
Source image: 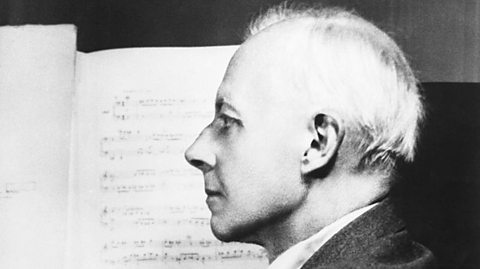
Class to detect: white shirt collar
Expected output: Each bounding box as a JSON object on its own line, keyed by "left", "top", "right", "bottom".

{"left": 267, "top": 203, "right": 378, "bottom": 269}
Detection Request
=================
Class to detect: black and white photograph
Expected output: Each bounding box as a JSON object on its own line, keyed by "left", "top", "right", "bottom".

{"left": 0, "top": 0, "right": 479, "bottom": 268}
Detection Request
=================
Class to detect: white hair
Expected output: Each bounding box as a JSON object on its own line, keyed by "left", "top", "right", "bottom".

{"left": 245, "top": 4, "right": 424, "bottom": 173}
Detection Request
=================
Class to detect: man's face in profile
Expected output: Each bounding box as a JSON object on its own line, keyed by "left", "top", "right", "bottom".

{"left": 185, "top": 31, "right": 311, "bottom": 243}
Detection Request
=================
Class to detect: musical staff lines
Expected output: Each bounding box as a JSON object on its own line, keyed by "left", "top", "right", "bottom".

{"left": 99, "top": 129, "right": 193, "bottom": 160}
{"left": 101, "top": 236, "right": 267, "bottom": 266}
{"left": 72, "top": 46, "right": 269, "bottom": 269}
{"left": 104, "top": 237, "right": 228, "bottom": 250}
{"left": 99, "top": 168, "right": 201, "bottom": 193}
{"left": 103, "top": 248, "right": 267, "bottom": 265}
{"left": 101, "top": 96, "right": 213, "bottom": 121}
{"left": 100, "top": 205, "right": 209, "bottom": 230}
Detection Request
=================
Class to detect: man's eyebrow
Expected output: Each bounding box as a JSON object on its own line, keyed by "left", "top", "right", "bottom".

{"left": 215, "top": 98, "right": 241, "bottom": 116}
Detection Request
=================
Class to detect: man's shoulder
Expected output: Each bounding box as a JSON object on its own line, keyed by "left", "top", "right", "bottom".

{"left": 301, "top": 199, "right": 437, "bottom": 269}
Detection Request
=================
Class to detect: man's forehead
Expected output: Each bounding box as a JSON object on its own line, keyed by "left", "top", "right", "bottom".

{"left": 215, "top": 21, "right": 313, "bottom": 116}
{"left": 216, "top": 64, "right": 273, "bottom": 117}
{"left": 219, "top": 36, "right": 288, "bottom": 92}
{"left": 229, "top": 20, "right": 306, "bottom": 68}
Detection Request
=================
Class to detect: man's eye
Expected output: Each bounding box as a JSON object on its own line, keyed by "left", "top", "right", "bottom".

{"left": 212, "top": 115, "right": 237, "bottom": 133}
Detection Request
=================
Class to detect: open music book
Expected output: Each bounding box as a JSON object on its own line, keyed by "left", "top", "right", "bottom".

{"left": 0, "top": 25, "right": 268, "bottom": 269}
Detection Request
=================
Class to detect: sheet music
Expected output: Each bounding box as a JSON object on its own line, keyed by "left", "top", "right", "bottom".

{"left": 70, "top": 47, "right": 268, "bottom": 269}
{"left": 0, "top": 25, "right": 76, "bottom": 269}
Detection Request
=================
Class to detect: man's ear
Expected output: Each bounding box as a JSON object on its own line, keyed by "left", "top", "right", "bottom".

{"left": 301, "top": 113, "right": 345, "bottom": 176}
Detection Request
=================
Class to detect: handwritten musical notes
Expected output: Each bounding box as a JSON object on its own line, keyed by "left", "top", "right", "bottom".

{"left": 100, "top": 235, "right": 267, "bottom": 267}
{"left": 99, "top": 168, "right": 202, "bottom": 193}
{"left": 100, "top": 205, "right": 211, "bottom": 230}
{"left": 107, "top": 96, "right": 213, "bottom": 121}
{"left": 100, "top": 129, "right": 188, "bottom": 160}
{"left": 102, "top": 247, "right": 267, "bottom": 265}
{"left": 70, "top": 47, "right": 268, "bottom": 269}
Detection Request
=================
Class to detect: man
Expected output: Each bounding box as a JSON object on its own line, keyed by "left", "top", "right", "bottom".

{"left": 185, "top": 4, "right": 436, "bottom": 268}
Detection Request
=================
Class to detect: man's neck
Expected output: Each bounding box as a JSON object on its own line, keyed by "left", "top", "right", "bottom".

{"left": 253, "top": 173, "right": 388, "bottom": 263}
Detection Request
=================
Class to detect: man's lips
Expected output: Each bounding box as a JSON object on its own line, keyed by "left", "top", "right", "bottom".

{"left": 205, "top": 189, "right": 222, "bottom": 196}
{"left": 205, "top": 190, "right": 223, "bottom": 211}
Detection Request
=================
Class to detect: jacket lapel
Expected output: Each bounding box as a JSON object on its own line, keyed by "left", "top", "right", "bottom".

{"left": 301, "top": 199, "right": 405, "bottom": 268}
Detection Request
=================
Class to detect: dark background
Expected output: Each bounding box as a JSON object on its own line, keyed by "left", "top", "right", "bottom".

{"left": 1, "top": 0, "right": 479, "bottom": 268}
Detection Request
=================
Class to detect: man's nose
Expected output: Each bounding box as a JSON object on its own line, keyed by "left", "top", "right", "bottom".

{"left": 184, "top": 131, "right": 216, "bottom": 173}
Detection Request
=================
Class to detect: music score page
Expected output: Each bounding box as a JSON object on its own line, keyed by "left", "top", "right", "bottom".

{"left": 70, "top": 46, "right": 268, "bottom": 269}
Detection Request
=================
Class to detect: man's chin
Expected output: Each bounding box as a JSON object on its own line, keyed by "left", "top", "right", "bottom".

{"left": 210, "top": 220, "right": 239, "bottom": 242}
{"left": 211, "top": 228, "right": 236, "bottom": 242}
{"left": 210, "top": 217, "right": 260, "bottom": 245}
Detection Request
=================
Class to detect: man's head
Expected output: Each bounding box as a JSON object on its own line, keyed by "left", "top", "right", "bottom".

{"left": 185, "top": 4, "right": 423, "bottom": 246}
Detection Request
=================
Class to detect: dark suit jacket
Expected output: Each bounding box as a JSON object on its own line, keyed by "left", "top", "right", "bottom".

{"left": 301, "top": 199, "right": 436, "bottom": 268}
